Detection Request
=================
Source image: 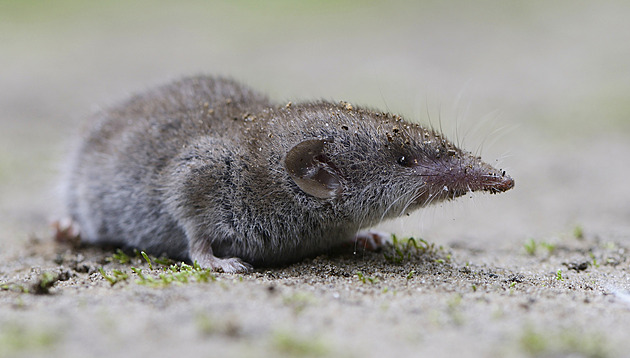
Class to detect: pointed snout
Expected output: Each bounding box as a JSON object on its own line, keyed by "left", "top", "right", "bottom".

{"left": 480, "top": 171, "right": 515, "bottom": 194}
{"left": 419, "top": 158, "right": 515, "bottom": 200}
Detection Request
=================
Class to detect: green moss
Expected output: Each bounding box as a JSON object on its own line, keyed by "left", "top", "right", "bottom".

{"left": 573, "top": 225, "right": 584, "bottom": 240}
{"left": 556, "top": 269, "right": 564, "bottom": 281}
{"left": 283, "top": 292, "right": 315, "bottom": 315}
{"left": 272, "top": 330, "right": 329, "bottom": 357}
{"left": 383, "top": 235, "right": 439, "bottom": 263}
{"left": 100, "top": 250, "right": 216, "bottom": 288}
{"left": 195, "top": 314, "right": 240, "bottom": 337}
{"left": 98, "top": 268, "right": 129, "bottom": 286}
{"left": 355, "top": 271, "right": 377, "bottom": 284}
{"left": 0, "top": 324, "right": 61, "bottom": 357}
{"left": 524, "top": 239, "right": 556, "bottom": 256}
{"left": 106, "top": 249, "right": 131, "bottom": 264}
{"left": 132, "top": 262, "right": 216, "bottom": 288}
{"left": 520, "top": 327, "right": 609, "bottom": 358}
{"left": 32, "top": 272, "right": 59, "bottom": 295}
{"left": 406, "top": 269, "right": 416, "bottom": 280}
{"left": 540, "top": 242, "right": 557, "bottom": 255}
{"left": 446, "top": 294, "right": 465, "bottom": 325}
{"left": 0, "top": 283, "right": 29, "bottom": 294}
{"left": 523, "top": 239, "right": 537, "bottom": 255}
{"left": 140, "top": 251, "right": 153, "bottom": 269}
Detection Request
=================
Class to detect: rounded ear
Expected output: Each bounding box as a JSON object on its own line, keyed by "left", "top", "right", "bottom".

{"left": 284, "top": 139, "right": 342, "bottom": 198}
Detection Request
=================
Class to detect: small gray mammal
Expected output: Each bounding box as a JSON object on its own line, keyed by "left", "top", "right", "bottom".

{"left": 64, "top": 75, "right": 514, "bottom": 272}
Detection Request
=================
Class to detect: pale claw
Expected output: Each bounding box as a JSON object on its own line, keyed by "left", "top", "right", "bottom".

{"left": 193, "top": 254, "right": 253, "bottom": 273}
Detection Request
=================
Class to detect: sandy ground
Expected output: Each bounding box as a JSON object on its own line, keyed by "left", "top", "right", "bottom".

{"left": 2, "top": 1, "right": 630, "bottom": 357}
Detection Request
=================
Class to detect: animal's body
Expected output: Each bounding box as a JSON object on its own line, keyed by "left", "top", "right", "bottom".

{"left": 64, "top": 76, "right": 514, "bottom": 272}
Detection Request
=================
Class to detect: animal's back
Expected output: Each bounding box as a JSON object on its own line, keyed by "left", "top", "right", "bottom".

{"left": 65, "top": 76, "right": 273, "bottom": 258}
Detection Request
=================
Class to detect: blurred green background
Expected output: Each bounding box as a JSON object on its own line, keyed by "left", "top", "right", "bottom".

{"left": 1, "top": 0, "right": 629, "bottom": 245}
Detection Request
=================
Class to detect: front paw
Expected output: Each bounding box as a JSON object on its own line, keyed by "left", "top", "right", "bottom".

{"left": 352, "top": 230, "right": 392, "bottom": 251}
{"left": 51, "top": 217, "right": 81, "bottom": 246}
{"left": 213, "top": 257, "right": 253, "bottom": 273}
{"left": 194, "top": 254, "right": 253, "bottom": 273}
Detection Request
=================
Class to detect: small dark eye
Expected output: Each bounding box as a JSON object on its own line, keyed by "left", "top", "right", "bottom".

{"left": 397, "top": 155, "right": 412, "bottom": 167}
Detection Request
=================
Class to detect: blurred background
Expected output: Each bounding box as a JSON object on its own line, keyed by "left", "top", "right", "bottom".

{"left": 1, "top": 0, "right": 629, "bottom": 250}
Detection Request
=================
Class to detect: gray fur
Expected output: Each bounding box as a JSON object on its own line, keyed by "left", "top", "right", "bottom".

{"left": 65, "top": 75, "right": 514, "bottom": 272}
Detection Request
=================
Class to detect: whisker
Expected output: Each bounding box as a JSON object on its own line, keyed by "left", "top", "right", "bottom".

{"left": 380, "top": 187, "right": 408, "bottom": 223}
{"left": 399, "top": 188, "right": 426, "bottom": 215}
